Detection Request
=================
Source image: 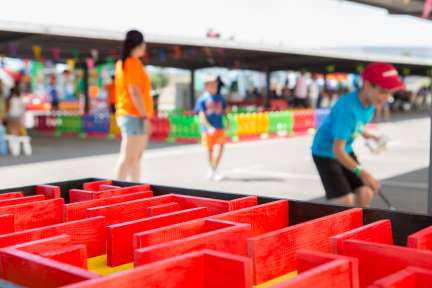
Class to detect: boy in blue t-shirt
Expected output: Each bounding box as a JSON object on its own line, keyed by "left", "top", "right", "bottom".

{"left": 196, "top": 75, "right": 228, "bottom": 181}
{"left": 312, "top": 63, "right": 404, "bottom": 207}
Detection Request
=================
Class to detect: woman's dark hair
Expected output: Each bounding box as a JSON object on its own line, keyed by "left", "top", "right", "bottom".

{"left": 121, "top": 30, "right": 145, "bottom": 68}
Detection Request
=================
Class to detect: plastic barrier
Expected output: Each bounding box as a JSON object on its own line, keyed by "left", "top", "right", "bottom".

{"left": 224, "top": 113, "right": 238, "bottom": 140}
{"left": 33, "top": 114, "right": 58, "bottom": 132}
{"left": 82, "top": 114, "right": 110, "bottom": 135}
{"left": 55, "top": 115, "right": 82, "bottom": 136}
{"left": 168, "top": 114, "right": 200, "bottom": 142}
{"left": 150, "top": 116, "right": 170, "bottom": 141}
{"left": 30, "top": 109, "right": 328, "bottom": 144}
{"left": 293, "top": 110, "right": 316, "bottom": 133}
{"left": 268, "top": 111, "right": 294, "bottom": 136}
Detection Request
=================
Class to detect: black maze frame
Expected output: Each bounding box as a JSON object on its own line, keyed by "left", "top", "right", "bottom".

{"left": 1, "top": 178, "right": 431, "bottom": 246}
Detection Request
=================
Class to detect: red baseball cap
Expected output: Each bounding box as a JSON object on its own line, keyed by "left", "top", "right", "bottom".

{"left": 362, "top": 62, "right": 404, "bottom": 91}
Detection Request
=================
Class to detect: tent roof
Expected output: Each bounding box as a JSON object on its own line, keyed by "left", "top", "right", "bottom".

{"left": 0, "top": 20, "right": 430, "bottom": 74}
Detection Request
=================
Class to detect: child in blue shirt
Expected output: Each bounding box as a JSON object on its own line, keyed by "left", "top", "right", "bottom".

{"left": 196, "top": 75, "right": 228, "bottom": 181}
{"left": 312, "top": 63, "right": 404, "bottom": 207}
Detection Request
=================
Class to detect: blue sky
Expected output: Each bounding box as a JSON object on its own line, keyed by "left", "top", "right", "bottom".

{"left": 1, "top": 0, "right": 432, "bottom": 48}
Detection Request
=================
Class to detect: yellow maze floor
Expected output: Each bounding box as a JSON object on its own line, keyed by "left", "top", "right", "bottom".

{"left": 88, "top": 255, "right": 297, "bottom": 286}
{"left": 87, "top": 255, "right": 133, "bottom": 276}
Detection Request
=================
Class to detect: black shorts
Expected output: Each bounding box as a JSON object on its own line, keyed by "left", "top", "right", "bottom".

{"left": 313, "top": 153, "right": 365, "bottom": 199}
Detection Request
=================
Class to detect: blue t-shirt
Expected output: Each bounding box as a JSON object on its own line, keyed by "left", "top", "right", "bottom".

{"left": 49, "top": 85, "right": 59, "bottom": 103}
{"left": 195, "top": 93, "right": 227, "bottom": 131}
{"left": 312, "top": 91, "right": 375, "bottom": 158}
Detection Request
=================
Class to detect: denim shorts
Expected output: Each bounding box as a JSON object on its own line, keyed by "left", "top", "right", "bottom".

{"left": 117, "top": 116, "right": 146, "bottom": 136}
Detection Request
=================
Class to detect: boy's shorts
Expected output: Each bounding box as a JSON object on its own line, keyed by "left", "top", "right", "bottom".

{"left": 312, "top": 153, "right": 365, "bottom": 199}
{"left": 202, "top": 129, "right": 226, "bottom": 149}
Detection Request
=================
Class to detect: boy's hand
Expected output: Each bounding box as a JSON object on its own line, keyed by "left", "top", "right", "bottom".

{"left": 360, "top": 169, "right": 380, "bottom": 192}
{"left": 208, "top": 126, "right": 216, "bottom": 134}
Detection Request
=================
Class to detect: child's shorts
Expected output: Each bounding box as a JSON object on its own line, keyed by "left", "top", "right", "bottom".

{"left": 202, "top": 129, "right": 226, "bottom": 149}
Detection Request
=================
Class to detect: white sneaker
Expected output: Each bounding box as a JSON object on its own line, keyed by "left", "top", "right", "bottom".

{"left": 212, "top": 171, "right": 223, "bottom": 182}
{"left": 207, "top": 168, "right": 215, "bottom": 180}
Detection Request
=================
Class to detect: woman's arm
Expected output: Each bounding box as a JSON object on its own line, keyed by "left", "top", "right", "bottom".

{"left": 128, "top": 85, "right": 146, "bottom": 118}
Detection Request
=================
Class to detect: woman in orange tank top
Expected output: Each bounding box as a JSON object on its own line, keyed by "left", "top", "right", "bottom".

{"left": 115, "top": 30, "right": 153, "bottom": 182}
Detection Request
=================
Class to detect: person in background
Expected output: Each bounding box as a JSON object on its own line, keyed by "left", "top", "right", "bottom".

{"left": 106, "top": 75, "right": 116, "bottom": 114}
{"left": 281, "top": 79, "right": 294, "bottom": 106}
{"left": 308, "top": 73, "right": 320, "bottom": 109}
{"left": 270, "top": 80, "right": 280, "bottom": 100}
{"left": 115, "top": 30, "right": 153, "bottom": 182}
{"left": 48, "top": 75, "right": 60, "bottom": 111}
{"left": 294, "top": 71, "right": 309, "bottom": 108}
{"left": 216, "top": 76, "right": 225, "bottom": 96}
{"left": 196, "top": 75, "right": 228, "bottom": 181}
{"left": 311, "top": 62, "right": 403, "bottom": 207}
{"left": 6, "top": 85, "right": 26, "bottom": 136}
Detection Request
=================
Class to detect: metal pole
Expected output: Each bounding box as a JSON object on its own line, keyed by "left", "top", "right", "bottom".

{"left": 83, "top": 64, "right": 90, "bottom": 114}
{"left": 190, "top": 69, "right": 196, "bottom": 110}
{"left": 265, "top": 69, "right": 271, "bottom": 108}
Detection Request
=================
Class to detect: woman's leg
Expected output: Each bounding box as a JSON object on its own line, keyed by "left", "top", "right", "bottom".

{"left": 116, "top": 135, "right": 144, "bottom": 181}
{"left": 130, "top": 134, "right": 149, "bottom": 182}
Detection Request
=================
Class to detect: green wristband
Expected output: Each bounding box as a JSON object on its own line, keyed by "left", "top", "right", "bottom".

{"left": 354, "top": 166, "right": 362, "bottom": 176}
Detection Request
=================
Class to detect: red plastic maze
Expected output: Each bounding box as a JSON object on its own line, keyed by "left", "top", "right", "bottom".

{"left": 0, "top": 179, "right": 432, "bottom": 288}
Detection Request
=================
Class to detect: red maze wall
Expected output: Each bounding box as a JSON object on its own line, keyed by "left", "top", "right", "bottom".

{"left": 0, "top": 179, "right": 431, "bottom": 287}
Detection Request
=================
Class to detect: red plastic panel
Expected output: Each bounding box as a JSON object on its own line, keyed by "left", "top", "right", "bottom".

{"left": 65, "top": 192, "right": 151, "bottom": 221}
{"left": 147, "top": 202, "right": 180, "bottom": 217}
{"left": 99, "top": 185, "right": 121, "bottom": 191}
{"left": 0, "top": 192, "right": 23, "bottom": 200}
{"left": 341, "top": 239, "right": 432, "bottom": 287}
{"left": 0, "top": 195, "right": 45, "bottom": 207}
{"left": 0, "top": 198, "right": 64, "bottom": 231}
{"left": 134, "top": 219, "right": 250, "bottom": 266}
{"left": 248, "top": 208, "right": 363, "bottom": 284}
{"left": 371, "top": 267, "right": 432, "bottom": 288}
{"left": 82, "top": 180, "right": 113, "bottom": 191}
{"left": 107, "top": 207, "right": 208, "bottom": 267}
{"left": 273, "top": 260, "right": 354, "bottom": 288}
{"left": 212, "top": 200, "right": 289, "bottom": 237}
{"left": 227, "top": 196, "right": 258, "bottom": 211}
{"left": 330, "top": 220, "right": 393, "bottom": 254}
{"left": 36, "top": 185, "right": 61, "bottom": 199}
{"left": 172, "top": 195, "right": 230, "bottom": 215}
{"left": 0, "top": 216, "right": 106, "bottom": 257}
{"left": 11, "top": 234, "right": 72, "bottom": 254}
{"left": 40, "top": 244, "right": 88, "bottom": 269}
{"left": 0, "top": 214, "right": 14, "bottom": 235}
{"left": 407, "top": 225, "right": 432, "bottom": 251}
{"left": 63, "top": 250, "right": 252, "bottom": 288}
{"left": 0, "top": 248, "right": 99, "bottom": 288}
{"left": 86, "top": 195, "right": 175, "bottom": 225}
{"left": 70, "top": 185, "right": 152, "bottom": 203}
